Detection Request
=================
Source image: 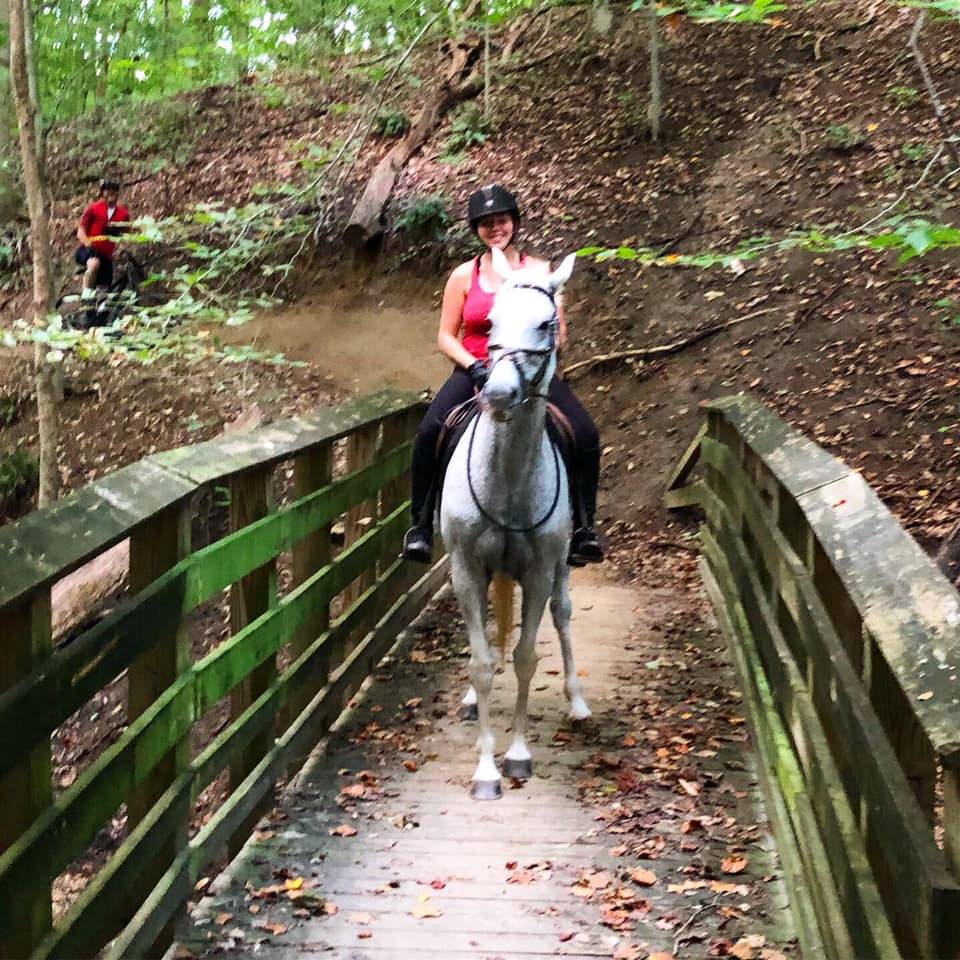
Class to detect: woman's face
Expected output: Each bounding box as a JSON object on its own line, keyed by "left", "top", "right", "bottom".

{"left": 476, "top": 212, "right": 515, "bottom": 250}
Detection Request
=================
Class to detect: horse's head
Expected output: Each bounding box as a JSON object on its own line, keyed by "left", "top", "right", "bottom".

{"left": 482, "top": 248, "right": 576, "bottom": 416}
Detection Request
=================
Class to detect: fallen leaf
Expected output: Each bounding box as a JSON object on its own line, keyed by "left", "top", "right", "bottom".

{"left": 214, "top": 913, "right": 233, "bottom": 926}
{"left": 330, "top": 824, "right": 358, "bottom": 837}
{"left": 358, "top": 932, "right": 373, "bottom": 940}
{"left": 613, "top": 943, "right": 643, "bottom": 959}
{"left": 340, "top": 783, "right": 366, "bottom": 798}
{"left": 256, "top": 923, "right": 288, "bottom": 936}
{"left": 285, "top": 877, "right": 304, "bottom": 891}
{"left": 349, "top": 912, "right": 373, "bottom": 926}
{"left": 322, "top": 902, "right": 339, "bottom": 915}
{"left": 411, "top": 901, "right": 443, "bottom": 919}
{"left": 630, "top": 868, "right": 657, "bottom": 886}
{"left": 403, "top": 759, "right": 419, "bottom": 772}
{"left": 722, "top": 855, "right": 749, "bottom": 875}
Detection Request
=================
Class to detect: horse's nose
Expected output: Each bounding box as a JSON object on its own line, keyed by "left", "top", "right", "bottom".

{"left": 482, "top": 367, "right": 521, "bottom": 412}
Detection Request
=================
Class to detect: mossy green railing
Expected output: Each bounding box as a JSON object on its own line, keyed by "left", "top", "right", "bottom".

{"left": 666, "top": 395, "right": 960, "bottom": 960}
{"left": 0, "top": 390, "right": 448, "bottom": 960}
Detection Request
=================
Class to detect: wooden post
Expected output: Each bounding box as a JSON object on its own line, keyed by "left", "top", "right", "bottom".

{"left": 0, "top": 591, "right": 53, "bottom": 959}
{"left": 125, "top": 503, "right": 192, "bottom": 957}
{"left": 944, "top": 767, "right": 960, "bottom": 880}
{"left": 287, "top": 442, "right": 333, "bottom": 731}
{"left": 381, "top": 410, "right": 419, "bottom": 600}
{"left": 341, "top": 423, "right": 381, "bottom": 639}
{"left": 228, "top": 465, "right": 277, "bottom": 857}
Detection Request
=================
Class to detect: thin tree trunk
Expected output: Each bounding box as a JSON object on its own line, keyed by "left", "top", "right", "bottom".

{"left": 10, "top": 0, "right": 60, "bottom": 506}
{"left": 647, "top": 0, "right": 661, "bottom": 141}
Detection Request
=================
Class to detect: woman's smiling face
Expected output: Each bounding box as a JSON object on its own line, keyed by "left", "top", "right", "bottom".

{"left": 476, "top": 212, "right": 516, "bottom": 249}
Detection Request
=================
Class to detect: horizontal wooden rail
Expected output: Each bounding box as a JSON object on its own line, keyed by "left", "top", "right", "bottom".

{"left": 0, "top": 391, "right": 446, "bottom": 960}
{"left": 666, "top": 393, "right": 960, "bottom": 959}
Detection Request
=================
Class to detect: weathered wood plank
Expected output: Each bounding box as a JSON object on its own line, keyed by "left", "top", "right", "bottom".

{"left": 342, "top": 423, "right": 381, "bottom": 628}
{"left": 35, "top": 774, "right": 193, "bottom": 960}
{"left": 126, "top": 502, "right": 193, "bottom": 958}
{"left": 664, "top": 420, "right": 706, "bottom": 500}
{"left": 0, "top": 673, "right": 195, "bottom": 929}
{"left": 228, "top": 466, "right": 277, "bottom": 857}
{"left": 0, "top": 459, "right": 195, "bottom": 612}
{"left": 0, "top": 568, "right": 188, "bottom": 780}
{"left": 0, "top": 393, "right": 424, "bottom": 617}
{"left": 152, "top": 390, "right": 420, "bottom": 487}
{"left": 193, "top": 505, "right": 409, "bottom": 714}
{"left": 288, "top": 441, "right": 333, "bottom": 725}
{"left": 0, "top": 591, "right": 53, "bottom": 960}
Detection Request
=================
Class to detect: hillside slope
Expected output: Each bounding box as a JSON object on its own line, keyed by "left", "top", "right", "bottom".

{"left": 1, "top": 0, "right": 958, "bottom": 579}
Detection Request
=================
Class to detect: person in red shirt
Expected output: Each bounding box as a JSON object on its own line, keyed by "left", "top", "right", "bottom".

{"left": 76, "top": 180, "right": 130, "bottom": 300}
{"left": 400, "top": 184, "right": 603, "bottom": 567}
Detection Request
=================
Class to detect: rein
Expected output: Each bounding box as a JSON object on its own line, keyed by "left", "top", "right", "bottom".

{"left": 465, "top": 280, "right": 562, "bottom": 534}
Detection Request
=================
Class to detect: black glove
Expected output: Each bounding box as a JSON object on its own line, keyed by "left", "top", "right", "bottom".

{"left": 467, "top": 360, "right": 489, "bottom": 390}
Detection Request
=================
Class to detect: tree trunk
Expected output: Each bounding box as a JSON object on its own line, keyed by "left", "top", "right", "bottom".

{"left": 10, "top": 0, "right": 60, "bottom": 506}
{"left": 647, "top": 0, "right": 661, "bottom": 141}
{"left": 343, "top": 37, "right": 483, "bottom": 252}
{"left": 0, "top": 0, "right": 17, "bottom": 222}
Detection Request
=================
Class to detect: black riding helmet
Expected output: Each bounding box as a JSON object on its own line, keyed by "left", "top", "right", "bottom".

{"left": 467, "top": 184, "right": 520, "bottom": 233}
{"left": 100, "top": 179, "right": 120, "bottom": 194}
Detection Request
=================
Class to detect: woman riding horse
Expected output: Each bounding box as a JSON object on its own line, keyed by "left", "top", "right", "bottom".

{"left": 401, "top": 184, "right": 603, "bottom": 567}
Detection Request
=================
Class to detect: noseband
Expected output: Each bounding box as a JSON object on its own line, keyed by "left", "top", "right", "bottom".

{"left": 486, "top": 283, "right": 558, "bottom": 400}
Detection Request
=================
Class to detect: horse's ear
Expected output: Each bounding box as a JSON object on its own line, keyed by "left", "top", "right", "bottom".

{"left": 548, "top": 253, "right": 576, "bottom": 293}
{"left": 490, "top": 246, "right": 514, "bottom": 280}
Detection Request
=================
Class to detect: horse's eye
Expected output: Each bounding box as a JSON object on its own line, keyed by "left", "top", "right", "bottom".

{"left": 538, "top": 321, "right": 551, "bottom": 331}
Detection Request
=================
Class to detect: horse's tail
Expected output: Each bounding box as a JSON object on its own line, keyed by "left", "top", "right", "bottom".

{"left": 492, "top": 574, "right": 515, "bottom": 668}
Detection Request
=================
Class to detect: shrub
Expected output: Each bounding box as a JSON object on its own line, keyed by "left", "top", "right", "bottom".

{"left": 441, "top": 104, "right": 493, "bottom": 161}
{"left": 374, "top": 112, "right": 411, "bottom": 138}
{"left": 825, "top": 123, "right": 866, "bottom": 151}
{"left": 394, "top": 195, "right": 452, "bottom": 241}
{"left": 0, "top": 449, "right": 39, "bottom": 512}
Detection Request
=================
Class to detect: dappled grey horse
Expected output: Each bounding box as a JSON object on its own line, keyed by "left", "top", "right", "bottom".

{"left": 440, "top": 248, "right": 591, "bottom": 800}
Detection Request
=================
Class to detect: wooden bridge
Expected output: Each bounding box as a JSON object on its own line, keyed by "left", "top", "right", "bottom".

{"left": 1, "top": 390, "right": 959, "bottom": 959}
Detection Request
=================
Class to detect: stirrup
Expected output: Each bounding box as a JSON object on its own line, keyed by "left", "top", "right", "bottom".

{"left": 568, "top": 527, "right": 603, "bottom": 566}
{"left": 400, "top": 525, "right": 433, "bottom": 564}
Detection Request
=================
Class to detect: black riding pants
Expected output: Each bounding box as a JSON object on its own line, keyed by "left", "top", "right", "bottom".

{"left": 410, "top": 366, "right": 601, "bottom": 526}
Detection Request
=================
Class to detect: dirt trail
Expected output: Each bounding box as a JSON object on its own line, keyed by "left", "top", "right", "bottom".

{"left": 219, "top": 270, "right": 451, "bottom": 395}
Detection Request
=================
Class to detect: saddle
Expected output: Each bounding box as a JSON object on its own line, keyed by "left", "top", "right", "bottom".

{"left": 435, "top": 397, "right": 578, "bottom": 509}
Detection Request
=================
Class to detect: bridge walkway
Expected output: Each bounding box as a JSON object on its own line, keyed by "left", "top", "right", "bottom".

{"left": 178, "top": 569, "right": 798, "bottom": 960}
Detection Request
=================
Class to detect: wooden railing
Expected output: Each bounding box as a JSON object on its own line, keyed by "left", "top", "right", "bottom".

{"left": 0, "top": 390, "right": 449, "bottom": 959}
{"left": 666, "top": 394, "right": 960, "bottom": 960}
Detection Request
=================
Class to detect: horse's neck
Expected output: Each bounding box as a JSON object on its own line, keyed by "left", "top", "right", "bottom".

{"left": 487, "top": 399, "right": 547, "bottom": 489}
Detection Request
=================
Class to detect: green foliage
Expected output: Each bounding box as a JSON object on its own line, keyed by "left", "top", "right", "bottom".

{"left": 934, "top": 298, "right": 960, "bottom": 330}
{"left": 374, "top": 112, "right": 412, "bottom": 138}
{"left": 902, "top": 142, "right": 929, "bottom": 162}
{"left": 825, "top": 123, "right": 866, "bottom": 150}
{"left": 0, "top": 449, "right": 38, "bottom": 511}
{"left": 890, "top": 85, "right": 921, "bottom": 109}
{"left": 394, "top": 195, "right": 452, "bottom": 240}
{"left": 259, "top": 85, "right": 288, "bottom": 109}
{"left": 0, "top": 394, "right": 22, "bottom": 427}
{"left": 441, "top": 104, "right": 493, "bottom": 162}
{"left": 645, "top": 0, "right": 786, "bottom": 21}
{"left": 579, "top": 216, "right": 960, "bottom": 273}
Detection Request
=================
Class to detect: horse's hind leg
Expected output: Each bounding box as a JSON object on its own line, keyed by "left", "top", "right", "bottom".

{"left": 452, "top": 559, "right": 500, "bottom": 800}
{"left": 503, "top": 578, "right": 550, "bottom": 780}
{"left": 551, "top": 566, "right": 591, "bottom": 720}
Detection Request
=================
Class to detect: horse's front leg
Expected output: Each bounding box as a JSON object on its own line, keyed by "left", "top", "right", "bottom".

{"left": 451, "top": 559, "right": 499, "bottom": 799}
{"left": 551, "top": 564, "right": 591, "bottom": 720}
{"left": 502, "top": 576, "right": 550, "bottom": 780}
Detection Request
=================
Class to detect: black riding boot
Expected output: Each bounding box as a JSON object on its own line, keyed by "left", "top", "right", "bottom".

{"left": 401, "top": 434, "right": 438, "bottom": 564}
{"left": 568, "top": 447, "right": 603, "bottom": 566}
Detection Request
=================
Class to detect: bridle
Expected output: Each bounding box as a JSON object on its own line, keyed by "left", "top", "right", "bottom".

{"left": 485, "top": 283, "right": 559, "bottom": 401}
{"left": 466, "top": 281, "right": 562, "bottom": 534}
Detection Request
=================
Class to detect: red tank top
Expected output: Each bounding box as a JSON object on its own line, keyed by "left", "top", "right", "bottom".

{"left": 461, "top": 253, "right": 526, "bottom": 362}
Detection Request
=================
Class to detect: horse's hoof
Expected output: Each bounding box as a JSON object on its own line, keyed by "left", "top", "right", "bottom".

{"left": 470, "top": 779, "right": 503, "bottom": 801}
{"left": 501, "top": 757, "right": 533, "bottom": 780}
{"left": 458, "top": 703, "right": 479, "bottom": 722}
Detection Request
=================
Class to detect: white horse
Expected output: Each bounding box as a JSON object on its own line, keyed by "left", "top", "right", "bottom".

{"left": 440, "top": 248, "right": 591, "bottom": 800}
